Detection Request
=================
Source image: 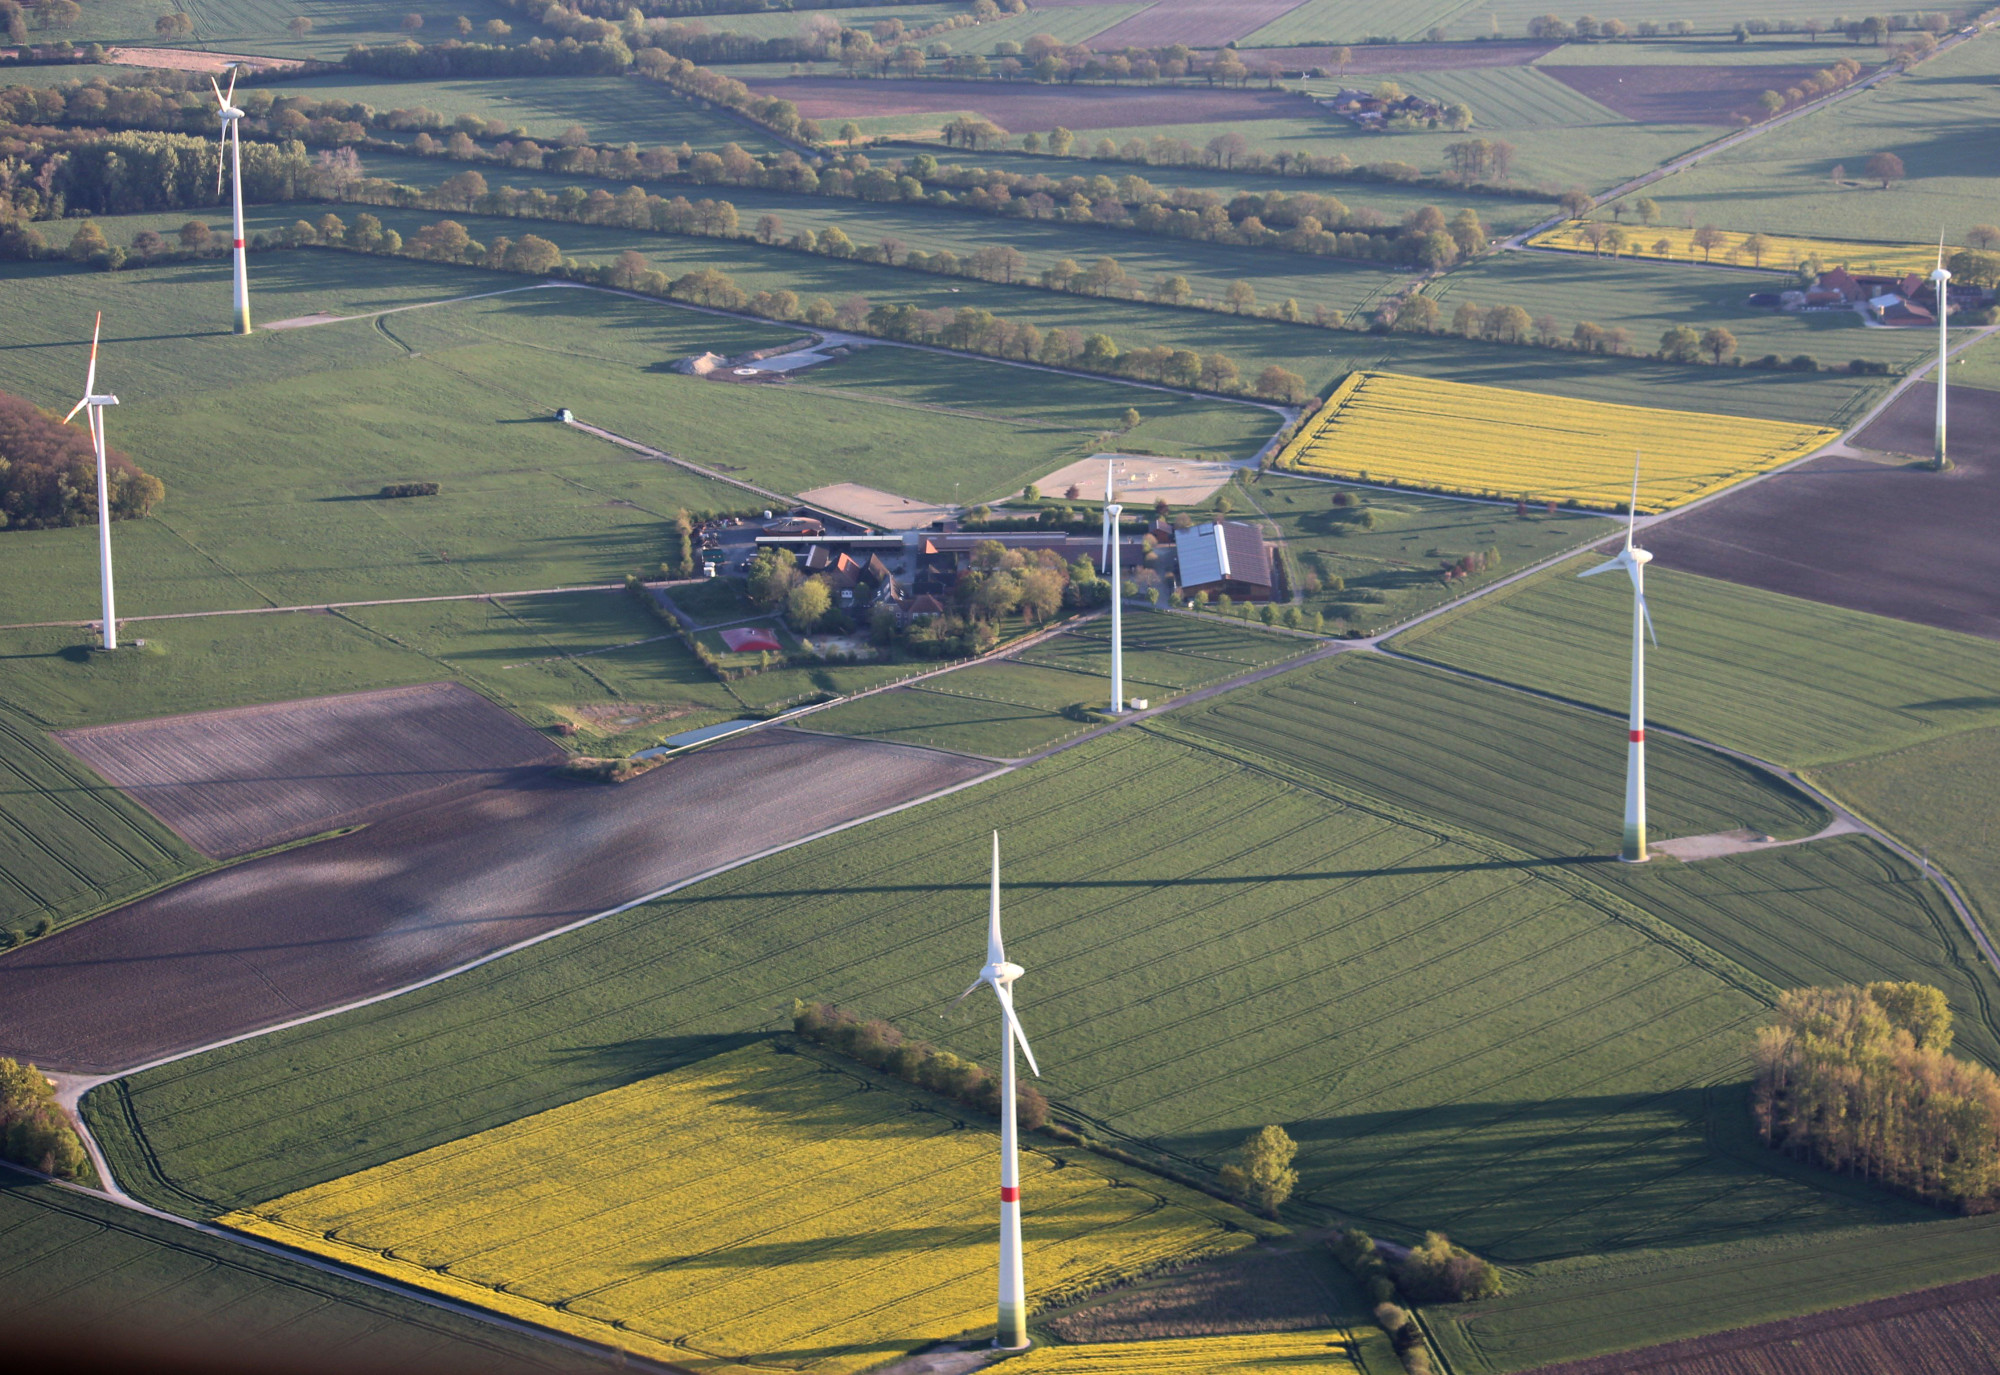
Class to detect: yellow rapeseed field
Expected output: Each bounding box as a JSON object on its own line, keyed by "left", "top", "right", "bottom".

{"left": 1530, "top": 220, "right": 1951, "bottom": 277}
{"left": 221, "top": 1043, "right": 1254, "bottom": 1373}
{"left": 1276, "top": 372, "right": 1836, "bottom": 513}
{"left": 1004, "top": 1328, "right": 1402, "bottom": 1373}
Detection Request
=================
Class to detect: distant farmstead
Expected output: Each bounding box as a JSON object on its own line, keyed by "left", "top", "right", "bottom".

{"left": 1178, "top": 521, "right": 1274, "bottom": 601}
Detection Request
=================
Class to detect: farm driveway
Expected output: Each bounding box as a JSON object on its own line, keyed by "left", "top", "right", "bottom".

{"left": 1644, "top": 385, "right": 2000, "bottom": 640}
{"left": 55, "top": 683, "right": 560, "bottom": 859}
{"left": 0, "top": 729, "right": 989, "bottom": 1073}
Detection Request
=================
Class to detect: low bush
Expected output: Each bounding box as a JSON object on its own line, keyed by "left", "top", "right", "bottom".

{"left": 793, "top": 999, "right": 1048, "bottom": 1128}
{"left": 378, "top": 481, "right": 440, "bottom": 498}
{"left": 1396, "top": 1230, "right": 1505, "bottom": 1302}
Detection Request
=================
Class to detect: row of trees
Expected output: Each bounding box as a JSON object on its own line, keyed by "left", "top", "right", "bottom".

{"left": 1754, "top": 982, "right": 2000, "bottom": 1211}
{"left": 0, "top": 1057, "right": 89, "bottom": 1180}
{"left": 0, "top": 390, "right": 163, "bottom": 532}
{"left": 792, "top": 999, "right": 1050, "bottom": 1128}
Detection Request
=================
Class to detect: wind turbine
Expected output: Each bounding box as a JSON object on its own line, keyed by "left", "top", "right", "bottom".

{"left": 210, "top": 63, "right": 251, "bottom": 334}
{"left": 953, "top": 832, "right": 1042, "bottom": 1350}
{"left": 1099, "top": 459, "right": 1123, "bottom": 715}
{"left": 1931, "top": 232, "right": 1950, "bottom": 470}
{"left": 62, "top": 313, "right": 120, "bottom": 650}
{"left": 1578, "top": 456, "right": 1654, "bottom": 863}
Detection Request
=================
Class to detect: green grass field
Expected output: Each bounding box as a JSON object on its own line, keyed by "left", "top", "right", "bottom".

{"left": 1949, "top": 336, "right": 2000, "bottom": 393}
{"left": 1245, "top": 0, "right": 1866, "bottom": 43}
{"left": 279, "top": 71, "right": 786, "bottom": 151}
{"left": 802, "top": 611, "right": 1310, "bottom": 756}
{"left": 1234, "top": 473, "right": 1617, "bottom": 631}
{"left": 1532, "top": 37, "right": 1891, "bottom": 66}
{"left": 1431, "top": 1206, "right": 2000, "bottom": 1373}
{"left": 1392, "top": 560, "right": 2000, "bottom": 767}
{"left": 1813, "top": 725, "right": 2000, "bottom": 955}
{"left": 91, "top": 687, "right": 1971, "bottom": 1275}
{"left": 1433, "top": 251, "right": 1934, "bottom": 375}
{"left": 0, "top": 1172, "right": 600, "bottom": 1373}
{"left": 51, "top": 0, "right": 523, "bottom": 60}
{"left": 1633, "top": 33, "right": 2000, "bottom": 242}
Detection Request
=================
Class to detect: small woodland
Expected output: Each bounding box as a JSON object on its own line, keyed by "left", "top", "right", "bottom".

{"left": 0, "top": 390, "right": 162, "bottom": 530}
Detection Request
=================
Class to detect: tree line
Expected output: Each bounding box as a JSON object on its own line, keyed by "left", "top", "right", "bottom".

{"left": 1754, "top": 982, "right": 2000, "bottom": 1212}
{"left": 792, "top": 999, "right": 1050, "bottom": 1128}
{"left": 0, "top": 1056, "right": 90, "bottom": 1181}
{"left": 0, "top": 390, "right": 163, "bottom": 531}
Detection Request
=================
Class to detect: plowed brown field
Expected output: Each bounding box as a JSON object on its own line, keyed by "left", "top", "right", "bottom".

{"left": 56, "top": 682, "right": 560, "bottom": 859}
{"left": 1645, "top": 385, "right": 2000, "bottom": 640}
{"left": 740, "top": 76, "right": 1314, "bottom": 131}
{"left": 0, "top": 729, "right": 990, "bottom": 1073}
{"left": 1544, "top": 64, "right": 1827, "bottom": 125}
{"left": 1529, "top": 1272, "right": 2000, "bottom": 1374}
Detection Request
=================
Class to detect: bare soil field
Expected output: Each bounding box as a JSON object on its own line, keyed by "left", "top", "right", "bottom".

{"left": 1643, "top": 385, "right": 2000, "bottom": 640}
{"left": 1046, "top": 1244, "right": 1354, "bottom": 1341}
{"left": 1086, "top": 0, "right": 1312, "bottom": 50}
{"left": 1544, "top": 64, "right": 1825, "bottom": 124}
{"left": 103, "top": 47, "right": 303, "bottom": 73}
{"left": 0, "top": 729, "right": 990, "bottom": 1074}
{"left": 1036, "top": 453, "right": 1236, "bottom": 507}
{"left": 740, "top": 77, "right": 1314, "bottom": 130}
{"left": 56, "top": 683, "right": 560, "bottom": 859}
{"left": 1262, "top": 40, "right": 1557, "bottom": 72}
{"left": 1529, "top": 1272, "right": 2000, "bottom": 1374}
{"left": 798, "top": 481, "right": 955, "bottom": 529}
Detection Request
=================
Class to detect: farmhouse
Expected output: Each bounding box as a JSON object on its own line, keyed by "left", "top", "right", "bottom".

{"left": 1318, "top": 86, "right": 1447, "bottom": 127}
{"left": 1178, "top": 521, "right": 1274, "bottom": 601}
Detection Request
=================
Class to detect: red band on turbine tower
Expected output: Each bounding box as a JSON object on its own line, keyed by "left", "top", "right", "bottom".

{"left": 1630, "top": 729, "right": 1645, "bottom": 743}
{"left": 233, "top": 239, "right": 245, "bottom": 249}
{"left": 1000, "top": 1186, "right": 1020, "bottom": 1203}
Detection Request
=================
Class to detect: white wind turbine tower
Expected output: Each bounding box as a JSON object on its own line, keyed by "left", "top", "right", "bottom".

{"left": 63, "top": 313, "right": 121, "bottom": 650}
{"left": 211, "top": 64, "right": 252, "bottom": 334}
{"left": 1931, "top": 233, "right": 1950, "bottom": 469}
{"left": 1099, "top": 459, "right": 1124, "bottom": 714}
{"left": 1578, "top": 456, "right": 1655, "bottom": 863}
{"left": 953, "top": 832, "right": 1042, "bottom": 1350}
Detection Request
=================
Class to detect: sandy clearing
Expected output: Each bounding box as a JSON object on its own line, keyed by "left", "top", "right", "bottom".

{"left": 1036, "top": 453, "right": 1237, "bottom": 507}
{"left": 0, "top": 729, "right": 991, "bottom": 1074}
{"left": 103, "top": 46, "right": 303, "bottom": 73}
{"left": 799, "top": 482, "right": 953, "bottom": 529}
{"left": 55, "top": 683, "right": 561, "bottom": 860}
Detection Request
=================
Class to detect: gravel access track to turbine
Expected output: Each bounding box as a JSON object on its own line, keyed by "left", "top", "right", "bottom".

{"left": 1644, "top": 385, "right": 2000, "bottom": 641}
{"left": 0, "top": 728, "right": 989, "bottom": 1074}
{"left": 54, "top": 682, "right": 561, "bottom": 859}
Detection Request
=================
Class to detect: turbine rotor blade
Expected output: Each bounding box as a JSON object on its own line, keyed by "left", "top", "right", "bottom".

{"left": 1627, "top": 451, "right": 1642, "bottom": 544}
{"left": 210, "top": 74, "right": 224, "bottom": 106}
{"left": 225, "top": 63, "right": 239, "bottom": 107}
{"left": 1577, "top": 557, "right": 1623, "bottom": 579}
{"left": 62, "top": 396, "right": 88, "bottom": 424}
{"left": 951, "top": 975, "right": 986, "bottom": 1008}
{"left": 1104, "top": 458, "right": 1114, "bottom": 504}
{"left": 83, "top": 311, "right": 100, "bottom": 399}
{"left": 988, "top": 830, "right": 1005, "bottom": 967}
{"left": 217, "top": 131, "right": 227, "bottom": 194}
{"left": 995, "top": 983, "right": 1040, "bottom": 1078}
{"left": 1637, "top": 586, "right": 1658, "bottom": 646}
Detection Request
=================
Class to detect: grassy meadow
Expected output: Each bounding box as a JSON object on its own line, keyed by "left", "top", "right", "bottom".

{"left": 282, "top": 71, "right": 787, "bottom": 151}
{"left": 91, "top": 710, "right": 1962, "bottom": 1272}
{"left": 802, "top": 612, "right": 1311, "bottom": 757}
{"left": 1437, "top": 251, "right": 1935, "bottom": 374}
{"left": 1632, "top": 33, "right": 2000, "bottom": 243}
{"left": 1234, "top": 473, "right": 1617, "bottom": 633}
{"left": 49, "top": 0, "right": 522, "bottom": 60}
{"left": 223, "top": 1040, "right": 1260, "bottom": 1371}
{"left": 1244, "top": 0, "right": 1854, "bottom": 43}
{"left": 1392, "top": 559, "right": 2000, "bottom": 767}
{"left": 0, "top": 1173, "right": 597, "bottom": 1374}
{"left": 1009, "top": 1328, "right": 1397, "bottom": 1373}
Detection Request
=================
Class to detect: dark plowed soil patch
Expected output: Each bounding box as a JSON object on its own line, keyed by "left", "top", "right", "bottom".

{"left": 0, "top": 729, "right": 990, "bottom": 1074}
{"left": 1086, "top": 0, "right": 1310, "bottom": 50}
{"left": 1544, "top": 64, "right": 1827, "bottom": 124}
{"left": 1527, "top": 1271, "right": 2000, "bottom": 1374}
{"left": 55, "top": 683, "right": 560, "bottom": 859}
{"left": 740, "top": 76, "right": 1315, "bottom": 131}
{"left": 1645, "top": 385, "right": 2000, "bottom": 640}
{"left": 1248, "top": 41, "right": 1558, "bottom": 73}
{"left": 1047, "top": 1245, "right": 1355, "bottom": 1341}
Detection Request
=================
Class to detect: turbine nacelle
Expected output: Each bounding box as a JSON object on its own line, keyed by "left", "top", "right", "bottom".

{"left": 982, "top": 961, "right": 1024, "bottom": 987}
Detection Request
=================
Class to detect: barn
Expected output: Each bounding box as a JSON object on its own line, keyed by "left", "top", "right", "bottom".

{"left": 1178, "top": 520, "right": 1274, "bottom": 601}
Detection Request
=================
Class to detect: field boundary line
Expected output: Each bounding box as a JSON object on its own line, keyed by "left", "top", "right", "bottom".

{"left": 260, "top": 283, "right": 558, "bottom": 330}
{"left": 0, "top": 1158, "right": 688, "bottom": 1374}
